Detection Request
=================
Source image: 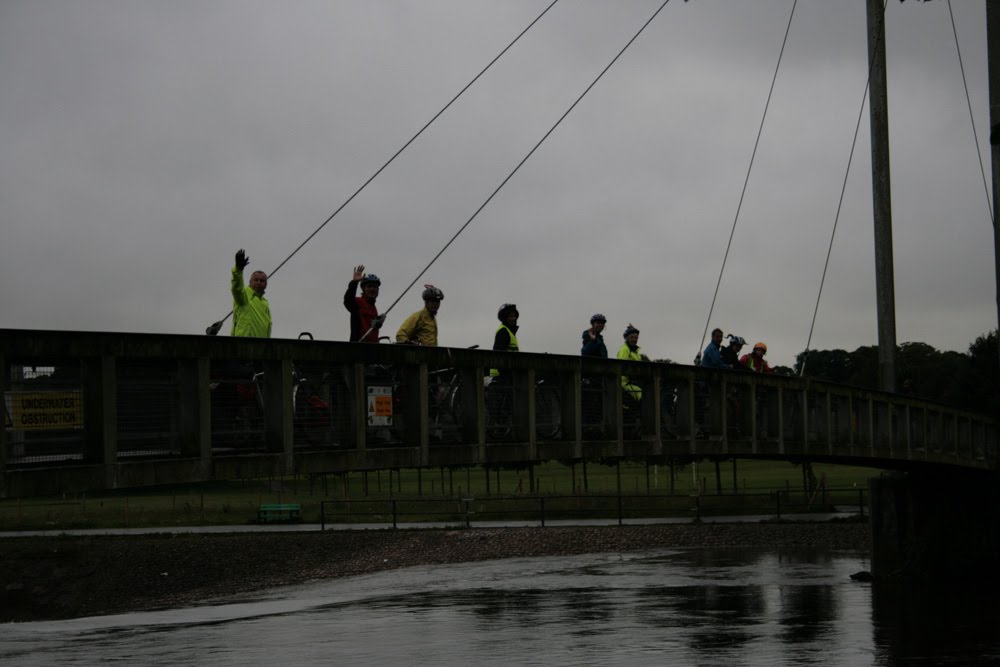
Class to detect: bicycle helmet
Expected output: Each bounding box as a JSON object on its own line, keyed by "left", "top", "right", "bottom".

{"left": 753, "top": 342, "right": 767, "bottom": 353}
{"left": 360, "top": 273, "right": 381, "bottom": 287}
{"left": 623, "top": 323, "right": 640, "bottom": 338}
{"left": 422, "top": 284, "right": 444, "bottom": 301}
{"left": 728, "top": 335, "right": 746, "bottom": 346}
{"left": 590, "top": 313, "right": 607, "bottom": 324}
{"left": 497, "top": 303, "right": 519, "bottom": 322}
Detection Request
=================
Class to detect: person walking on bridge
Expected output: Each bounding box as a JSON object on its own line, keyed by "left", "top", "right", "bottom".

{"left": 490, "top": 303, "right": 519, "bottom": 382}
{"left": 396, "top": 285, "right": 443, "bottom": 346}
{"left": 230, "top": 249, "right": 272, "bottom": 338}
{"left": 740, "top": 342, "right": 774, "bottom": 373}
{"left": 580, "top": 313, "right": 608, "bottom": 426}
{"left": 581, "top": 313, "right": 608, "bottom": 358}
{"left": 741, "top": 342, "right": 773, "bottom": 373}
{"left": 700, "top": 328, "right": 726, "bottom": 368}
{"left": 617, "top": 324, "right": 644, "bottom": 403}
{"left": 344, "top": 265, "right": 384, "bottom": 342}
{"left": 721, "top": 335, "right": 747, "bottom": 370}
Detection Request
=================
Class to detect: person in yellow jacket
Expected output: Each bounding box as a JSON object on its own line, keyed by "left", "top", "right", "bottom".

{"left": 489, "top": 303, "right": 519, "bottom": 381}
{"left": 230, "top": 248, "right": 272, "bottom": 338}
{"left": 396, "top": 285, "right": 443, "bottom": 346}
{"left": 617, "top": 323, "right": 643, "bottom": 403}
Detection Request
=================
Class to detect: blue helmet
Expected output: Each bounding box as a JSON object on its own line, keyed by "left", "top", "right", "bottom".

{"left": 360, "top": 273, "right": 381, "bottom": 287}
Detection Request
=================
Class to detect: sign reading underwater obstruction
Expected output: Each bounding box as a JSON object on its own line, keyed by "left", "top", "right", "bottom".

{"left": 367, "top": 386, "right": 392, "bottom": 426}
{"left": 6, "top": 391, "right": 84, "bottom": 430}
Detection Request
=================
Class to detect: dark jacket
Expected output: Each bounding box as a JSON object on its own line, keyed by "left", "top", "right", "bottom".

{"left": 581, "top": 329, "right": 608, "bottom": 358}
{"left": 720, "top": 345, "right": 745, "bottom": 370}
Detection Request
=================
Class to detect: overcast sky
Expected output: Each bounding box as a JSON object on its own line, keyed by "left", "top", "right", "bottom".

{"left": 1, "top": 0, "right": 995, "bottom": 367}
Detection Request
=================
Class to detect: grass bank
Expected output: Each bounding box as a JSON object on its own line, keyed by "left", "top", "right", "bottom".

{"left": 0, "top": 459, "right": 878, "bottom": 531}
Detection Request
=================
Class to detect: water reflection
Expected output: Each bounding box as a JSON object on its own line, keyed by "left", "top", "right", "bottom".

{"left": 2, "top": 548, "right": 998, "bottom": 666}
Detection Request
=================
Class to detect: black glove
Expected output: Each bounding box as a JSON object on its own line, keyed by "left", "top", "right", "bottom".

{"left": 235, "top": 249, "right": 249, "bottom": 271}
{"left": 372, "top": 315, "right": 386, "bottom": 329}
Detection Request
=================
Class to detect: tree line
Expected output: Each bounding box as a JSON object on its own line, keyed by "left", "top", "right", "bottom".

{"left": 790, "top": 330, "right": 998, "bottom": 416}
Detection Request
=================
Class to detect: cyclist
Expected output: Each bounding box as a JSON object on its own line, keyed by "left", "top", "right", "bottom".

{"left": 721, "top": 334, "right": 747, "bottom": 370}
{"left": 230, "top": 248, "right": 271, "bottom": 338}
{"left": 581, "top": 313, "right": 608, "bottom": 358}
{"left": 490, "top": 303, "right": 519, "bottom": 382}
{"left": 741, "top": 341, "right": 774, "bottom": 373}
{"left": 343, "top": 264, "right": 384, "bottom": 342}
{"left": 617, "top": 323, "right": 644, "bottom": 403}
{"left": 700, "top": 328, "right": 726, "bottom": 368}
{"left": 396, "top": 284, "right": 443, "bottom": 346}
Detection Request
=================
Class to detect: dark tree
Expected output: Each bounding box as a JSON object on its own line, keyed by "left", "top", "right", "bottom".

{"left": 793, "top": 331, "right": 997, "bottom": 417}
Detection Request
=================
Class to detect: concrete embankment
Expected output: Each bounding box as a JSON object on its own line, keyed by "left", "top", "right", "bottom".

{"left": 1, "top": 522, "right": 869, "bottom": 623}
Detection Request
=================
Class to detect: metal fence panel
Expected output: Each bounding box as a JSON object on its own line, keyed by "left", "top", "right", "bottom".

{"left": 117, "top": 359, "right": 179, "bottom": 458}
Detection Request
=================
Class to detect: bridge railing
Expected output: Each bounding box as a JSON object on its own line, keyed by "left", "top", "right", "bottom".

{"left": 1, "top": 329, "right": 996, "bottom": 496}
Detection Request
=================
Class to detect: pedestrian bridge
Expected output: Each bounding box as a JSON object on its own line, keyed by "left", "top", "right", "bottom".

{"left": 1, "top": 329, "right": 996, "bottom": 497}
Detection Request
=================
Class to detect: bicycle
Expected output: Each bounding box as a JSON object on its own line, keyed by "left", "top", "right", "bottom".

{"left": 484, "top": 377, "right": 561, "bottom": 440}
{"left": 209, "top": 334, "right": 334, "bottom": 449}
{"left": 209, "top": 364, "right": 266, "bottom": 450}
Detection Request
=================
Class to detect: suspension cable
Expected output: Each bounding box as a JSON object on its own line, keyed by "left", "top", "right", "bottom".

{"left": 947, "top": 0, "right": 994, "bottom": 225}
{"left": 695, "top": 0, "right": 799, "bottom": 363}
{"left": 206, "top": 0, "right": 561, "bottom": 334}
{"left": 800, "top": 0, "right": 888, "bottom": 376}
{"left": 375, "top": 0, "right": 675, "bottom": 328}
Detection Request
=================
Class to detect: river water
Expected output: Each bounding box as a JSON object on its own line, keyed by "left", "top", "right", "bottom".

{"left": 2, "top": 548, "right": 998, "bottom": 666}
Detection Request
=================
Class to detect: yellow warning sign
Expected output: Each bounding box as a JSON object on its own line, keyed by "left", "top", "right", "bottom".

{"left": 7, "top": 391, "right": 84, "bottom": 430}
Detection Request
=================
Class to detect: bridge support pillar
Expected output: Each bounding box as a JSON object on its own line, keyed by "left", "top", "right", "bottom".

{"left": 870, "top": 471, "right": 1000, "bottom": 580}
{"left": 0, "top": 349, "right": 7, "bottom": 499}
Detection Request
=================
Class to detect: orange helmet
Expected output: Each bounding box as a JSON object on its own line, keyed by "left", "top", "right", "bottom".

{"left": 753, "top": 342, "right": 767, "bottom": 353}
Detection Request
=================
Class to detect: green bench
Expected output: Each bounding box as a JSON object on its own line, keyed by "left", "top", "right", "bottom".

{"left": 257, "top": 503, "right": 302, "bottom": 523}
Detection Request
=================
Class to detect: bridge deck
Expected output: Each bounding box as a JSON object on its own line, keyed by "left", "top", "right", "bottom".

{"left": 1, "top": 329, "right": 995, "bottom": 497}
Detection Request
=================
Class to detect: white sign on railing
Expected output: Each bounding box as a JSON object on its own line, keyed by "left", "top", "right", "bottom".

{"left": 367, "top": 386, "right": 393, "bottom": 426}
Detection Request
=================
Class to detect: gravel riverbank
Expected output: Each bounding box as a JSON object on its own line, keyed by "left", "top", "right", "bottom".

{"left": 1, "top": 521, "right": 869, "bottom": 623}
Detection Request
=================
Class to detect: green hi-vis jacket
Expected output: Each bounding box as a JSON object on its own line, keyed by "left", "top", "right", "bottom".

{"left": 230, "top": 267, "right": 272, "bottom": 338}
{"left": 490, "top": 324, "right": 520, "bottom": 377}
{"left": 617, "top": 342, "right": 642, "bottom": 388}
